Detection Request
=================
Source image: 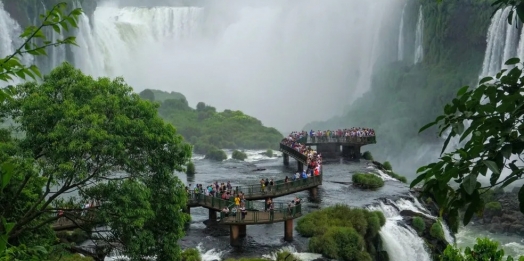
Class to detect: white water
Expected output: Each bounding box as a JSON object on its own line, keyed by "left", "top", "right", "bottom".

{"left": 481, "top": 7, "right": 523, "bottom": 77}
{"left": 368, "top": 200, "right": 432, "bottom": 261}
{"left": 414, "top": 5, "right": 424, "bottom": 64}
{"left": 0, "top": 1, "right": 33, "bottom": 86}
{"left": 398, "top": 2, "right": 407, "bottom": 61}
{"left": 0, "top": 0, "right": 402, "bottom": 131}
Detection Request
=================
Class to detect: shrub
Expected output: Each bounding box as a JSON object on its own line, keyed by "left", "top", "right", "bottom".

{"left": 382, "top": 161, "right": 392, "bottom": 170}
{"left": 296, "top": 205, "right": 385, "bottom": 261}
{"left": 276, "top": 251, "right": 301, "bottom": 261}
{"left": 352, "top": 173, "right": 384, "bottom": 189}
{"left": 362, "top": 151, "right": 373, "bottom": 160}
{"left": 412, "top": 217, "right": 426, "bottom": 234}
{"left": 484, "top": 201, "right": 502, "bottom": 217}
{"left": 186, "top": 161, "right": 196, "bottom": 174}
{"left": 386, "top": 171, "right": 407, "bottom": 183}
{"left": 265, "top": 149, "right": 273, "bottom": 157}
{"left": 440, "top": 237, "right": 524, "bottom": 261}
{"left": 232, "top": 150, "right": 248, "bottom": 161}
{"left": 430, "top": 221, "right": 445, "bottom": 241}
{"left": 181, "top": 248, "right": 201, "bottom": 261}
{"left": 205, "top": 147, "right": 227, "bottom": 161}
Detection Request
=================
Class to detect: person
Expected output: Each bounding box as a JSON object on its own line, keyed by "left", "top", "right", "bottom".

{"left": 234, "top": 194, "right": 240, "bottom": 210}
{"left": 240, "top": 206, "right": 247, "bottom": 220}
{"left": 221, "top": 206, "right": 230, "bottom": 217}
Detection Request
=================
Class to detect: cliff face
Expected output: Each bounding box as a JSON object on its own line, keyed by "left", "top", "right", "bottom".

{"left": 471, "top": 189, "right": 524, "bottom": 236}
{"left": 304, "top": 0, "right": 493, "bottom": 177}
{"left": 3, "top": 0, "right": 97, "bottom": 27}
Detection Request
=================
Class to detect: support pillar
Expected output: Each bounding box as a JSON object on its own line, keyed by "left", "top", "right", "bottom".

{"left": 297, "top": 162, "right": 303, "bottom": 172}
{"left": 230, "top": 225, "right": 244, "bottom": 247}
{"left": 284, "top": 219, "right": 293, "bottom": 242}
{"left": 238, "top": 224, "right": 246, "bottom": 237}
{"left": 209, "top": 209, "right": 217, "bottom": 222}
{"left": 283, "top": 153, "right": 289, "bottom": 166}
{"left": 309, "top": 187, "right": 318, "bottom": 198}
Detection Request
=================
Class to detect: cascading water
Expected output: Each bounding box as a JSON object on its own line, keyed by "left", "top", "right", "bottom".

{"left": 414, "top": 5, "right": 424, "bottom": 64}
{"left": 1, "top": 0, "right": 402, "bottom": 131}
{"left": 481, "top": 7, "right": 523, "bottom": 77}
{"left": 397, "top": 2, "right": 407, "bottom": 61}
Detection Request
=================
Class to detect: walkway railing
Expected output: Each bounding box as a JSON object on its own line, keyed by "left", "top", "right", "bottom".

{"left": 279, "top": 143, "right": 308, "bottom": 163}
{"left": 233, "top": 175, "right": 322, "bottom": 198}
{"left": 219, "top": 203, "right": 302, "bottom": 223}
{"left": 188, "top": 175, "right": 322, "bottom": 203}
{"left": 306, "top": 136, "right": 376, "bottom": 144}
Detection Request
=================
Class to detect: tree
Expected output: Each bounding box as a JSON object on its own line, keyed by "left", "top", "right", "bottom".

{"left": 0, "top": 2, "right": 83, "bottom": 259}
{"left": 196, "top": 102, "right": 206, "bottom": 111}
{"left": 1, "top": 63, "right": 192, "bottom": 260}
{"left": 139, "top": 89, "right": 155, "bottom": 102}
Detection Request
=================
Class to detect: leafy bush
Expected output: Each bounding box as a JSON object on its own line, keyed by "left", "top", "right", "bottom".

{"left": 181, "top": 248, "right": 201, "bottom": 261}
{"left": 430, "top": 221, "right": 445, "bottom": 241}
{"left": 265, "top": 149, "right": 274, "bottom": 158}
{"left": 296, "top": 205, "right": 386, "bottom": 261}
{"left": 232, "top": 150, "right": 248, "bottom": 161}
{"left": 276, "top": 251, "right": 301, "bottom": 261}
{"left": 382, "top": 161, "right": 392, "bottom": 171}
{"left": 352, "top": 173, "right": 384, "bottom": 189}
{"left": 362, "top": 151, "right": 373, "bottom": 160}
{"left": 386, "top": 171, "right": 407, "bottom": 183}
{"left": 205, "top": 148, "right": 228, "bottom": 161}
{"left": 186, "top": 162, "right": 196, "bottom": 174}
{"left": 440, "top": 237, "right": 524, "bottom": 261}
{"left": 412, "top": 217, "right": 426, "bottom": 234}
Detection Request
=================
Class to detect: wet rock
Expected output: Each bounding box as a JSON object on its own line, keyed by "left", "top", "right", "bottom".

{"left": 471, "top": 191, "right": 524, "bottom": 237}
{"left": 252, "top": 168, "right": 266, "bottom": 171}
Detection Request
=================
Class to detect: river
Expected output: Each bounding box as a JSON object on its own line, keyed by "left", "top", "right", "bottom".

{"left": 105, "top": 149, "right": 524, "bottom": 260}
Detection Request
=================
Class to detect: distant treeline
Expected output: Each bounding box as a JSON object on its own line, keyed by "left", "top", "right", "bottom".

{"left": 140, "top": 89, "right": 283, "bottom": 154}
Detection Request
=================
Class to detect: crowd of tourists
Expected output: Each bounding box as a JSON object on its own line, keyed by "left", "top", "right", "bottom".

{"left": 281, "top": 132, "right": 323, "bottom": 176}
{"left": 286, "top": 128, "right": 376, "bottom": 143}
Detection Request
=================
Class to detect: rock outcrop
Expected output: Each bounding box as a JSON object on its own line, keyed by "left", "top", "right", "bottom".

{"left": 400, "top": 209, "right": 448, "bottom": 259}
{"left": 471, "top": 188, "right": 524, "bottom": 236}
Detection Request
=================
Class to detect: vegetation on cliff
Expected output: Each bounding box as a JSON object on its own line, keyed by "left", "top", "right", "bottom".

{"left": 441, "top": 237, "right": 524, "bottom": 261}
{"left": 304, "top": 0, "right": 494, "bottom": 176}
{"left": 232, "top": 150, "right": 248, "bottom": 161}
{"left": 296, "top": 205, "right": 386, "bottom": 261}
{"left": 139, "top": 89, "right": 283, "bottom": 155}
{"left": 352, "top": 173, "right": 385, "bottom": 189}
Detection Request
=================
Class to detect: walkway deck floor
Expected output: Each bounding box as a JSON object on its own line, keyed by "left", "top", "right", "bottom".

{"left": 219, "top": 211, "right": 301, "bottom": 225}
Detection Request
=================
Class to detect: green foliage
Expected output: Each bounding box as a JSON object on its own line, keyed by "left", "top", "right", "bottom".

{"left": 412, "top": 59, "right": 524, "bottom": 231}
{"left": 352, "top": 173, "right": 385, "bottom": 189}
{"left": 276, "top": 251, "right": 301, "bottom": 261}
{"left": 139, "top": 89, "right": 155, "bottom": 101}
{"left": 150, "top": 89, "right": 185, "bottom": 102}
{"left": 232, "top": 150, "right": 248, "bottom": 161}
{"left": 151, "top": 91, "right": 283, "bottom": 153}
{"left": 440, "top": 237, "right": 524, "bottom": 261}
{"left": 383, "top": 161, "right": 393, "bottom": 171}
{"left": 430, "top": 221, "right": 445, "bottom": 241}
{"left": 186, "top": 161, "right": 196, "bottom": 175}
{"left": 296, "top": 205, "right": 385, "bottom": 261}
{"left": 0, "top": 63, "right": 192, "bottom": 260}
{"left": 412, "top": 217, "right": 426, "bottom": 234}
{"left": 205, "top": 148, "right": 228, "bottom": 161}
{"left": 362, "top": 151, "right": 374, "bottom": 160}
{"left": 266, "top": 149, "right": 274, "bottom": 158}
{"left": 47, "top": 253, "right": 93, "bottom": 261}
{"left": 0, "top": 3, "right": 82, "bottom": 83}
{"left": 55, "top": 229, "right": 89, "bottom": 245}
{"left": 485, "top": 201, "right": 502, "bottom": 211}
{"left": 384, "top": 171, "right": 408, "bottom": 183}
{"left": 181, "top": 248, "right": 201, "bottom": 261}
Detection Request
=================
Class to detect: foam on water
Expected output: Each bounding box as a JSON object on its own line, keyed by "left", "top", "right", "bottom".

{"left": 262, "top": 245, "right": 322, "bottom": 261}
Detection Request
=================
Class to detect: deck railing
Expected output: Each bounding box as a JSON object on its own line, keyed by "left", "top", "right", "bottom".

{"left": 233, "top": 175, "right": 322, "bottom": 197}
{"left": 187, "top": 175, "right": 322, "bottom": 203}
{"left": 219, "top": 202, "right": 302, "bottom": 223}
{"left": 279, "top": 143, "right": 308, "bottom": 163}
{"left": 307, "top": 136, "right": 376, "bottom": 144}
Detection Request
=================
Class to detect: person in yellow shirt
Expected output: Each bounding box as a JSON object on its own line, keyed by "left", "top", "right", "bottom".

{"left": 234, "top": 195, "right": 240, "bottom": 210}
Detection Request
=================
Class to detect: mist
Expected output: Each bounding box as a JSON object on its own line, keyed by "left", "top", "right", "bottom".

{"left": 72, "top": 0, "right": 404, "bottom": 131}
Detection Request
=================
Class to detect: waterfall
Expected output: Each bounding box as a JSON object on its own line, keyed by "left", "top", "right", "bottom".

{"left": 414, "top": 5, "right": 424, "bottom": 64}
{"left": 367, "top": 197, "right": 456, "bottom": 261}
{"left": 0, "top": 0, "right": 403, "bottom": 130}
{"left": 398, "top": 2, "right": 407, "bottom": 61}
{"left": 481, "top": 7, "right": 523, "bottom": 78}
